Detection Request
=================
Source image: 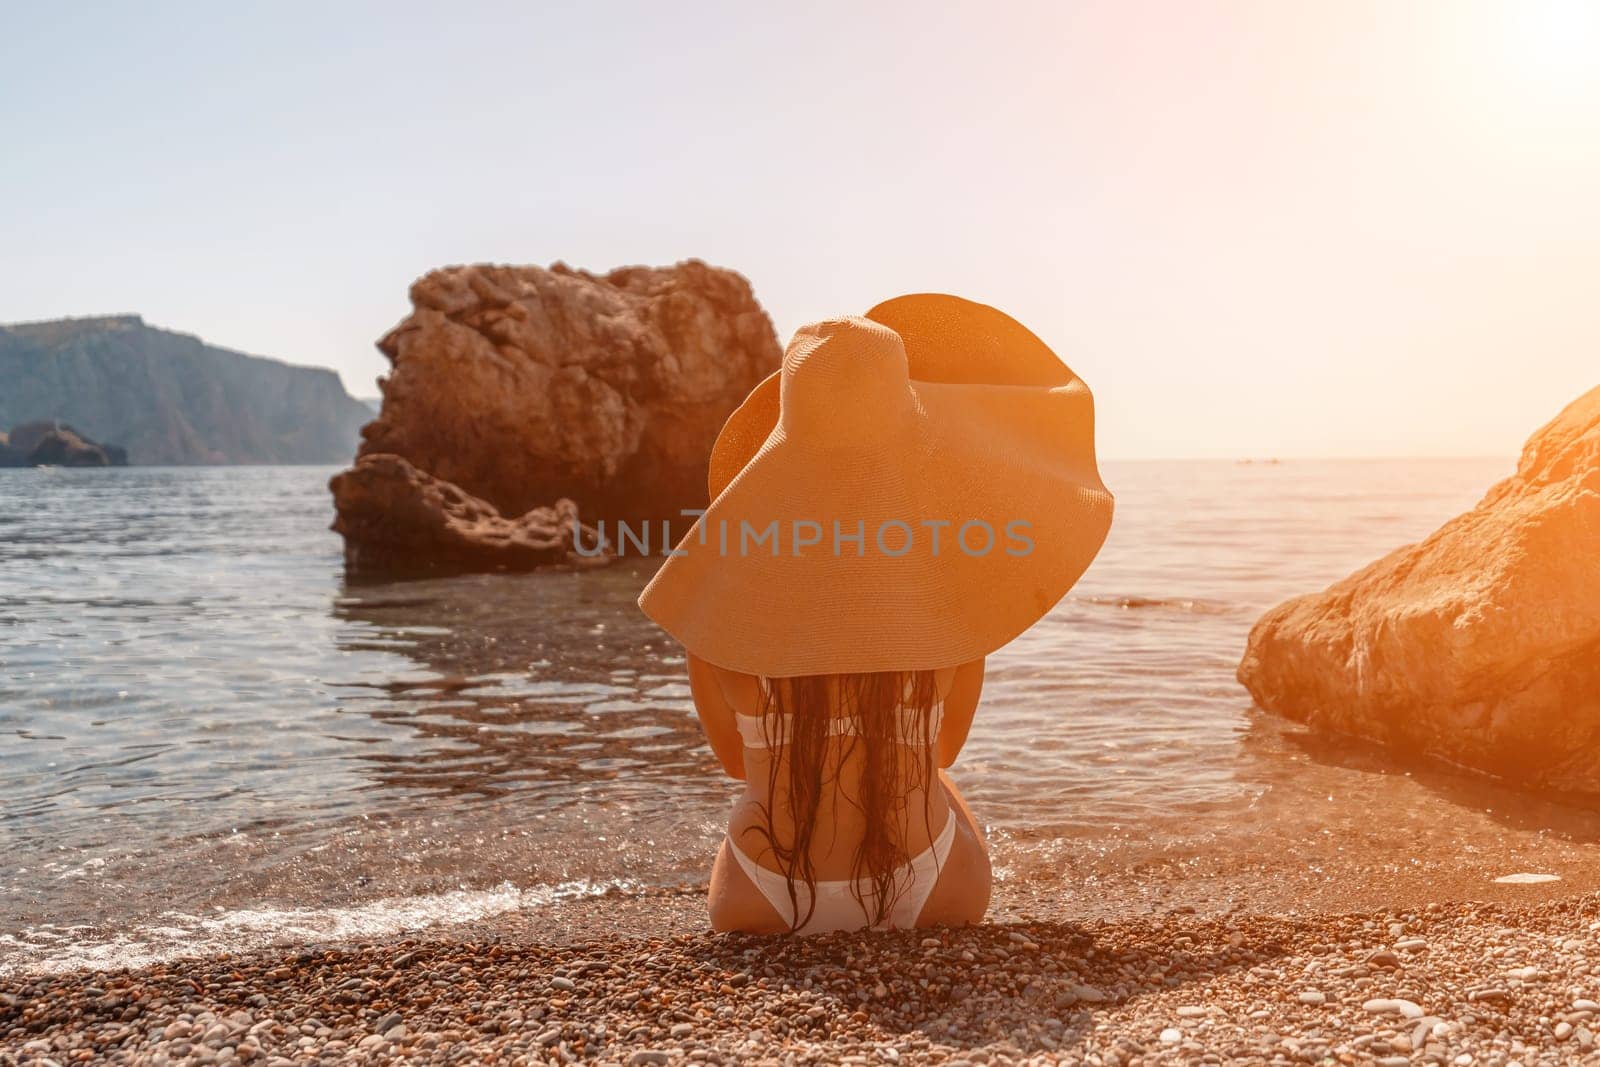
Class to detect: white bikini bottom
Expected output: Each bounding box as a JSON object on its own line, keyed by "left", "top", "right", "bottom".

{"left": 724, "top": 792, "right": 957, "bottom": 935}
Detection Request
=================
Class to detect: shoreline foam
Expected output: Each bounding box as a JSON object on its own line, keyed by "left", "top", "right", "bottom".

{"left": 0, "top": 881, "right": 644, "bottom": 981}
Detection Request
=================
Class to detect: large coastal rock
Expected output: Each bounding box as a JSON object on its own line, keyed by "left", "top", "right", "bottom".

{"left": 0, "top": 315, "right": 371, "bottom": 464}
{"left": 349, "top": 260, "right": 781, "bottom": 526}
{"left": 2, "top": 421, "right": 128, "bottom": 467}
{"left": 330, "top": 453, "right": 610, "bottom": 574}
{"left": 1238, "top": 385, "right": 1600, "bottom": 793}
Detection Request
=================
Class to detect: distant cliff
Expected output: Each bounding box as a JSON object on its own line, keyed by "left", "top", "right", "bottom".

{"left": 0, "top": 315, "right": 372, "bottom": 465}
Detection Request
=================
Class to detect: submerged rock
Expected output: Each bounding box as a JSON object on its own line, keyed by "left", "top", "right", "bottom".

{"left": 329, "top": 453, "right": 610, "bottom": 575}
{"left": 1238, "top": 385, "right": 1600, "bottom": 794}
{"left": 329, "top": 258, "right": 779, "bottom": 573}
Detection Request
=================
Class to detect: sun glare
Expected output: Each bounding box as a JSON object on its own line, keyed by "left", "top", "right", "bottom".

{"left": 1506, "top": 0, "right": 1600, "bottom": 92}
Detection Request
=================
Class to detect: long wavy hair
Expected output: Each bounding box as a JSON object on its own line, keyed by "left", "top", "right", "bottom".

{"left": 746, "top": 669, "right": 941, "bottom": 931}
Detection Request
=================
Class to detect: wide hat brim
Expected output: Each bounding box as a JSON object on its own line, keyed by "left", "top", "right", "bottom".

{"left": 637, "top": 293, "right": 1113, "bottom": 676}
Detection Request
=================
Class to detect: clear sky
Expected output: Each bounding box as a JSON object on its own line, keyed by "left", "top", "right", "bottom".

{"left": 4, "top": 1, "right": 1597, "bottom": 459}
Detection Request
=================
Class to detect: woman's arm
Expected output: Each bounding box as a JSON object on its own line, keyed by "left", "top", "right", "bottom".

{"left": 687, "top": 652, "right": 746, "bottom": 780}
{"left": 936, "top": 657, "right": 985, "bottom": 768}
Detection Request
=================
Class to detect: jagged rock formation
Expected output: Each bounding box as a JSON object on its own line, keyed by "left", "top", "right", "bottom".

{"left": 329, "top": 453, "right": 610, "bottom": 574}
{"left": 1239, "top": 385, "right": 1600, "bottom": 794}
{"left": 0, "top": 315, "right": 372, "bottom": 464}
{"left": 349, "top": 259, "right": 781, "bottom": 523}
{"left": 0, "top": 421, "right": 128, "bottom": 467}
{"left": 329, "top": 259, "right": 781, "bottom": 572}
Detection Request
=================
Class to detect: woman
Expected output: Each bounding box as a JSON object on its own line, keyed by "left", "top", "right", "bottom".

{"left": 639, "top": 294, "right": 1112, "bottom": 934}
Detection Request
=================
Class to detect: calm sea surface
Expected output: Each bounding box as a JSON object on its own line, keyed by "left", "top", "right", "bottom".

{"left": 5, "top": 459, "right": 1599, "bottom": 973}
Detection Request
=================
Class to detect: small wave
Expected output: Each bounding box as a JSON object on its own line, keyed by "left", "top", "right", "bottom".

{"left": 1078, "top": 595, "right": 1237, "bottom": 615}
{"left": 0, "top": 879, "right": 641, "bottom": 978}
{"left": 333, "top": 597, "right": 441, "bottom": 611}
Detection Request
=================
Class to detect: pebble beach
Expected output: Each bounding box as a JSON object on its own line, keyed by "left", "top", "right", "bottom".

{"left": 6, "top": 890, "right": 1600, "bottom": 1066}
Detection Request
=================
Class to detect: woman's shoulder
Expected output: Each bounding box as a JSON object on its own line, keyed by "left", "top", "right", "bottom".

{"left": 701, "top": 660, "right": 761, "bottom": 712}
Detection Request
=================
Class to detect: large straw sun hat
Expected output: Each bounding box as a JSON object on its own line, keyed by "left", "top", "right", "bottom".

{"left": 637, "top": 293, "right": 1113, "bottom": 677}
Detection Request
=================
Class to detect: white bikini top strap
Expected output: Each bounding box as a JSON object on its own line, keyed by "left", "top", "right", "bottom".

{"left": 736, "top": 699, "right": 945, "bottom": 750}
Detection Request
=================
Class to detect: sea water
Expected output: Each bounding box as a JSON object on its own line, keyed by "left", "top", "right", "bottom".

{"left": 4, "top": 459, "right": 1597, "bottom": 973}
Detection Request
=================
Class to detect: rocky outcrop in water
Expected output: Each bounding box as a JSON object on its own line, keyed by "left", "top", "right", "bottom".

{"left": 330, "top": 259, "right": 781, "bottom": 571}
{"left": 351, "top": 260, "right": 780, "bottom": 521}
{"left": 0, "top": 315, "right": 372, "bottom": 464}
{"left": 0, "top": 421, "right": 128, "bottom": 467}
{"left": 1238, "top": 385, "right": 1600, "bottom": 794}
{"left": 329, "top": 453, "right": 610, "bottom": 573}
